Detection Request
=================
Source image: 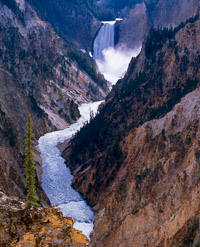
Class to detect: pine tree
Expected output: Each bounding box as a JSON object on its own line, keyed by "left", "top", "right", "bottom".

{"left": 24, "top": 114, "right": 39, "bottom": 208}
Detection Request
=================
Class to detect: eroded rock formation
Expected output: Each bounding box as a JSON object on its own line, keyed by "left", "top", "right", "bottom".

{"left": 64, "top": 15, "right": 200, "bottom": 246}
{"left": 90, "top": 87, "right": 200, "bottom": 246}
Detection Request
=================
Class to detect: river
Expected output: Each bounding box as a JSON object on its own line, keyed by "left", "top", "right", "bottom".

{"left": 38, "top": 20, "right": 117, "bottom": 240}
{"left": 38, "top": 20, "right": 138, "bottom": 240}
{"left": 38, "top": 101, "right": 102, "bottom": 239}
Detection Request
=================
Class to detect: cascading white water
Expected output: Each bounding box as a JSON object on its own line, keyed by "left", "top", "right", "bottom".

{"left": 93, "top": 21, "right": 116, "bottom": 60}
{"left": 38, "top": 101, "right": 102, "bottom": 239}
{"left": 39, "top": 20, "right": 118, "bottom": 240}
{"left": 93, "top": 20, "right": 141, "bottom": 85}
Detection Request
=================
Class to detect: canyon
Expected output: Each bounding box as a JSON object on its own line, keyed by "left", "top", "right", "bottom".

{"left": 0, "top": 0, "right": 108, "bottom": 206}
{"left": 64, "top": 13, "right": 200, "bottom": 247}
{"left": 0, "top": 0, "right": 200, "bottom": 246}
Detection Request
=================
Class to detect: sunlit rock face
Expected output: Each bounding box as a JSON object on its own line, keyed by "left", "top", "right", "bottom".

{"left": 0, "top": 192, "right": 88, "bottom": 246}
{"left": 152, "top": 0, "right": 200, "bottom": 28}
{"left": 90, "top": 87, "right": 200, "bottom": 247}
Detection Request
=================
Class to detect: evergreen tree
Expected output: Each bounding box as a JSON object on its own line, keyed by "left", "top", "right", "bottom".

{"left": 24, "top": 114, "right": 39, "bottom": 208}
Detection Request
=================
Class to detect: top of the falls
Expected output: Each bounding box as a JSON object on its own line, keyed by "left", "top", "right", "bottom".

{"left": 101, "top": 20, "right": 116, "bottom": 25}
{"left": 101, "top": 18, "right": 123, "bottom": 24}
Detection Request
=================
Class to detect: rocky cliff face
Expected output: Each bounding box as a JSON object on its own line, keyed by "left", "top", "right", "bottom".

{"left": 116, "top": 0, "right": 200, "bottom": 49}
{"left": 115, "top": 2, "right": 150, "bottom": 49}
{"left": 0, "top": 0, "right": 108, "bottom": 206}
{"left": 64, "top": 16, "right": 200, "bottom": 246}
{"left": 90, "top": 87, "right": 200, "bottom": 247}
{"left": 0, "top": 192, "right": 88, "bottom": 246}
{"left": 152, "top": 0, "right": 200, "bottom": 28}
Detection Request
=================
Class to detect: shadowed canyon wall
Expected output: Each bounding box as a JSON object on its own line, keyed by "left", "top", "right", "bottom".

{"left": 26, "top": 0, "right": 102, "bottom": 51}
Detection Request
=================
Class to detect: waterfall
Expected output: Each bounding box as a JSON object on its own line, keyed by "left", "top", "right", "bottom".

{"left": 93, "top": 21, "right": 116, "bottom": 60}
{"left": 92, "top": 19, "right": 141, "bottom": 86}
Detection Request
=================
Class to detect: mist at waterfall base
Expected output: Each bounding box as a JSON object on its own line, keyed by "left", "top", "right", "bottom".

{"left": 96, "top": 46, "right": 141, "bottom": 85}
{"left": 92, "top": 20, "right": 141, "bottom": 85}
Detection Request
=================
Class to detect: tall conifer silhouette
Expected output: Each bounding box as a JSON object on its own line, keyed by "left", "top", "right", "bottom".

{"left": 24, "top": 114, "right": 39, "bottom": 208}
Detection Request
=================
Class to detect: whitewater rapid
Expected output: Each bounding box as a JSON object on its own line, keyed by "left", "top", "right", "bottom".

{"left": 38, "top": 101, "right": 102, "bottom": 239}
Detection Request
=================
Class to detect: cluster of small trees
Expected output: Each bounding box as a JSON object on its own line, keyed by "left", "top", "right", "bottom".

{"left": 145, "top": 13, "right": 199, "bottom": 60}
{"left": 94, "top": 0, "right": 159, "bottom": 14}
{"left": 71, "top": 0, "right": 115, "bottom": 20}
{"left": 67, "top": 47, "right": 106, "bottom": 88}
{"left": 145, "top": 27, "right": 175, "bottom": 59}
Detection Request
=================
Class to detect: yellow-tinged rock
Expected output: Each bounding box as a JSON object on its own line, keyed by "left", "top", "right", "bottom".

{"left": 0, "top": 199, "right": 89, "bottom": 247}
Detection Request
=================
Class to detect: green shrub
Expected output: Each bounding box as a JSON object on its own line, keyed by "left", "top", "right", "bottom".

{"left": 132, "top": 209, "right": 139, "bottom": 215}
{"left": 10, "top": 220, "right": 16, "bottom": 235}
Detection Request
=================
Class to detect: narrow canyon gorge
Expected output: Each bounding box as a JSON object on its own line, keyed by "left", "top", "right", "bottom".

{"left": 0, "top": 0, "right": 199, "bottom": 246}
